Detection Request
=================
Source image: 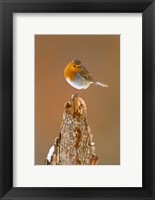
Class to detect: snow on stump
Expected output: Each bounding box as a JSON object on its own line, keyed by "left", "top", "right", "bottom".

{"left": 46, "top": 94, "right": 99, "bottom": 165}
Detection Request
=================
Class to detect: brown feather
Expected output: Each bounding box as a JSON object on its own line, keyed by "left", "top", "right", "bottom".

{"left": 79, "top": 64, "right": 95, "bottom": 82}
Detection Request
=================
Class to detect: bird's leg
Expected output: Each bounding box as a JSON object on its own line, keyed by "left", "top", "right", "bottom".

{"left": 73, "top": 88, "right": 79, "bottom": 97}
{"left": 74, "top": 89, "right": 82, "bottom": 97}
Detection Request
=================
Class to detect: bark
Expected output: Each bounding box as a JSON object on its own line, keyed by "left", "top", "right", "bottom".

{"left": 46, "top": 94, "right": 99, "bottom": 165}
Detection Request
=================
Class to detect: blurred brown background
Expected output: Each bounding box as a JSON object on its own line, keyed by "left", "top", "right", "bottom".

{"left": 35, "top": 35, "right": 120, "bottom": 165}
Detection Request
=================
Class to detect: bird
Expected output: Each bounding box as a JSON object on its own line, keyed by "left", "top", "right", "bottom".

{"left": 64, "top": 59, "right": 108, "bottom": 90}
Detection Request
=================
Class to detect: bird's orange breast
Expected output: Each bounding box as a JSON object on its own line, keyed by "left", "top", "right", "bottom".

{"left": 64, "top": 63, "right": 81, "bottom": 81}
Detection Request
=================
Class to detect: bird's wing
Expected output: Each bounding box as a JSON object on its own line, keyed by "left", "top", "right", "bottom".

{"left": 79, "top": 64, "right": 95, "bottom": 82}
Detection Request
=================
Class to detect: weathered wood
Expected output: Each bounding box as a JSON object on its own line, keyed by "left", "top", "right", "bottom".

{"left": 46, "top": 94, "right": 99, "bottom": 165}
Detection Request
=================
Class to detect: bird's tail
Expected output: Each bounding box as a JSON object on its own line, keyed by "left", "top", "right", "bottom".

{"left": 95, "top": 81, "right": 109, "bottom": 88}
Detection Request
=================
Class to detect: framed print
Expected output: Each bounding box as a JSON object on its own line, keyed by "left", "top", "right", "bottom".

{"left": 14, "top": 14, "right": 141, "bottom": 188}
{"left": 0, "top": 0, "right": 155, "bottom": 199}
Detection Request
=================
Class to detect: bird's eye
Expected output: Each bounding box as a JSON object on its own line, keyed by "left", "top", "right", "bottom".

{"left": 73, "top": 64, "right": 79, "bottom": 68}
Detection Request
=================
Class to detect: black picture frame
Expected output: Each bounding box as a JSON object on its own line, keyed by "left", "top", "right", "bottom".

{"left": 0, "top": 0, "right": 155, "bottom": 199}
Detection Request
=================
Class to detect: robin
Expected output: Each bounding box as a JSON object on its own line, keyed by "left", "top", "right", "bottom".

{"left": 64, "top": 59, "right": 108, "bottom": 90}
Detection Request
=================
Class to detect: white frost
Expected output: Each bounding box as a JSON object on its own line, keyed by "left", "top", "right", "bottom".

{"left": 46, "top": 145, "right": 55, "bottom": 162}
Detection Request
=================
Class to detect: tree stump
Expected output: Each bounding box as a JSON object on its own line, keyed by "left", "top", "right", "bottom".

{"left": 46, "top": 94, "right": 99, "bottom": 165}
